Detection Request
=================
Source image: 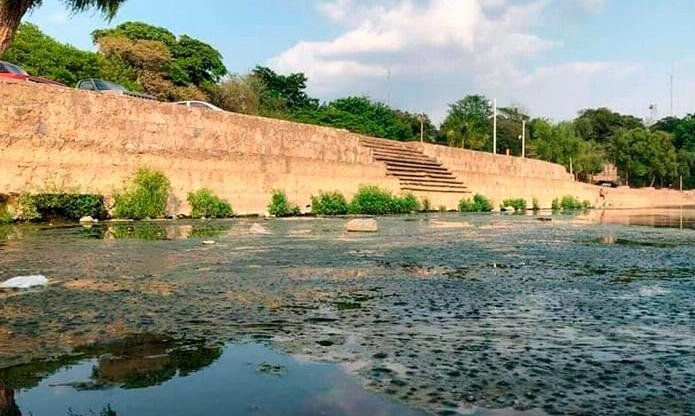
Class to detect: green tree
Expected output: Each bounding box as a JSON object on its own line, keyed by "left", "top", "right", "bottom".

{"left": 496, "top": 106, "right": 529, "bottom": 156}
{"left": 611, "top": 128, "right": 678, "bottom": 187}
{"left": 575, "top": 107, "right": 643, "bottom": 143}
{"left": 2, "top": 23, "right": 100, "bottom": 86}
{"left": 93, "top": 21, "right": 226, "bottom": 88}
{"left": 251, "top": 65, "right": 318, "bottom": 114}
{"left": 439, "top": 95, "right": 491, "bottom": 150}
{"left": 0, "top": 0, "right": 127, "bottom": 54}
{"left": 206, "top": 74, "right": 261, "bottom": 115}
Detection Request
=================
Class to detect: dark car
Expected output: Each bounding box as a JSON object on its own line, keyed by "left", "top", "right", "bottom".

{"left": 76, "top": 79, "right": 157, "bottom": 101}
{"left": 0, "top": 61, "right": 67, "bottom": 87}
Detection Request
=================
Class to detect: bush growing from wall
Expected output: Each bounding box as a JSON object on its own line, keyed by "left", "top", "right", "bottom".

{"left": 551, "top": 198, "right": 561, "bottom": 211}
{"left": 532, "top": 198, "right": 540, "bottom": 212}
{"left": 502, "top": 198, "right": 527, "bottom": 212}
{"left": 348, "top": 186, "right": 420, "bottom": 215}
{"left": 553, "top": 195, "right": 591, "bottom": 211}
{"left": 0, "top": 210, "right": 12, "bottom": 224}
{"left": 113, "top": 168, "right": 171, "bottom": 220}
{"left": 17, "top": 193, "right": 108, "bottom": 221}
{"left": 311, "top": 191, "right": 349, "bottom": 216}
{"left": 458, "top": 194, "right": 493, "bottom": 213}
{"left": 268, "top": 189, "right": 301, "bottom": 217}
{"left": 421, "top": 197, "right": 431, "bottom": 212}
{"left": 187, "top": 188, "right": 234, "bottom": 218}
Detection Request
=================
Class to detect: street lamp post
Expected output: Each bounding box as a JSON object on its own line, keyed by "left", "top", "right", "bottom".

{"left": 492, "top": 99, "right": 497, "bottom": 154}
{"left": 521, "top": 119, "right": 526, "bottom": 158}
{"left": 417, "top": 114, "right": 425, "bottom": 143}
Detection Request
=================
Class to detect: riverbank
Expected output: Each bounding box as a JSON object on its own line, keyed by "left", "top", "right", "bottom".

{"left": 1, "top": 81, "right": 693, "bottom": 216}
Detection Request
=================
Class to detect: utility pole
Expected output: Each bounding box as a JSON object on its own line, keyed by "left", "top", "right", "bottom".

{"left": 492, "top": 99, "right": 497, "bottom": 155}
{"left": 418, "top": 114, "right": 425, "bottom": 143}
{"left": 521, "top": 119, "right": 526, "bottom": 158}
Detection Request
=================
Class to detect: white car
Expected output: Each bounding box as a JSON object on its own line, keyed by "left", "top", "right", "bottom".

{"left": 175, "top": 101, "right": 223, "bottom": 111}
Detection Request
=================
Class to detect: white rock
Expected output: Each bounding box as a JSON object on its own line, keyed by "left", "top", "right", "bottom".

{"left": 346, "top": 219, "right": 379, "bottom": 233}
{"left": 202, "top": 240, "right": 216, "bottom": 245}
{"left": 79, "top": 216, "right": 95, "bottom": 223}
{"left": 250, "top": 223, "right": 271, "bottom": 235}
{"left": 1, "top": 275, "right": 49, "bottom": 289}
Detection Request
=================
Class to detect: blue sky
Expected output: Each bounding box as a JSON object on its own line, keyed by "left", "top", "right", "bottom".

{"left": 23, "top": 0, "right": 695, "bottom": 122}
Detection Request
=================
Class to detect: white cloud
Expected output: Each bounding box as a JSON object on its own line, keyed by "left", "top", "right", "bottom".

{"left": 48, "top": 11, "right": 70, "bottom": 24}
{"left": 269, "top": 0, "right": 676, "bottom": 122}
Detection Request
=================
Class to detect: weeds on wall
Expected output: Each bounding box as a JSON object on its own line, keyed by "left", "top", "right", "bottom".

{"left": 348, "top": 186, "right": 420, "bottom": 215}
{"left": 458, "top": 194, "right": 493, "bottom": 212}
{"left": 311, "top": 191, "right": 349, "bottom": 216}
{"left": 113, "top": 168, "right": 171, "bottom": 220}
{"left": 188, "top": 188, "right": 234, "bottom": 218}
{"left": 532, "top": 198, "right": 540, "bottom": 212}
{"left": 268, "top": 189, "right": 301, "bottom": 217}
{"left": 501, "top": 198, "right": 527, "bottom": 212}
{"left": 552, "top": 195, "right": 592, "bottom": 212}
{"left": 17, "top": 193, "right": 108, "bottom": 221}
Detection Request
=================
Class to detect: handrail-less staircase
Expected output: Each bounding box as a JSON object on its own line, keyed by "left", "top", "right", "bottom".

{"left": 359, "top": 137, "right": 469, "bottom": 194}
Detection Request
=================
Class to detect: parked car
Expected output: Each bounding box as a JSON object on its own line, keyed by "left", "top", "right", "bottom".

{"left": 76, "top": 79, "right": 157, "bottom": 101}
{"left": 0, "top": 61, "right": 67, "bottom": 87}
{"left": 175, "top": 101, "right": 223, "bottom": 111}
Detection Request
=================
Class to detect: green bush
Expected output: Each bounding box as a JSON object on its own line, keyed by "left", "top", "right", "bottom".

{"left": 502, "top": 198, "right": 527, "bottom": 212}
{"left": 348, "top": 185, "right": 395, "bottom": 215}
{"left": 113, "top": 168, "right": 171, "bottom": 220}
{"left": 0, "top": 210, "right": 12, "bottom": 224}
{"left": 459, "top": 194, "right": 493, "bottom": 212}
{"left": 392, "top": 193, "right": 421, "bottom": 214}
{"left": 551, "top": 198, "right": 561, "bottom": 211}
{"left": 532, "top": 198, "right": 540, "bottom": 211}
{"left": 268, "top": 189, "right": 301, "bottom": 217}
{"left": 348, "top": 186, "right": 420, "bottom": 215}
{"left": 187, "top": 188, "right": 234, "bottom": 218}
{"left": 18, "top": 193, "right": 108, "bottom": 221}
{"left": 311, "top": 191, "right": 349, "bottom": 215}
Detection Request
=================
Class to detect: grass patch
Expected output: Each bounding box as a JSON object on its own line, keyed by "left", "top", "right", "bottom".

{"left": 458, "top": 194, "right": 493, "bottom": 212}
{"left": 187, "top": 188, "right": 234, "bottom": 219}
{"left": 268, "top": 189, "right": 301, "bottom": 217}
{"left": 311, "top": 191, "right": 349, "bottom": 215}
{"left": 113, "top": 168, "right": 171, "bottom": 220}
{"left": 501, "top": 198, "right": 527, "bottom": 212}
{"left": 348, "top": 185, "right": 420, "bottom": 215}
{"left": 18, "top": 193, "right": 108, "bottom": 221}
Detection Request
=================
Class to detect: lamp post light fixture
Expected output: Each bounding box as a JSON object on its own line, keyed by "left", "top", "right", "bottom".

{"left": 492, "top": 99, "right": 497, "bottom": 154}
{"left": 417, "top": 114, "right": 425, "bottom": 143}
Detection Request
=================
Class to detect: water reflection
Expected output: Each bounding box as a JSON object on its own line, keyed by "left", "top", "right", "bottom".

{"left": 0, "top": 337, "right": 425, "bottom": 416}
{"left": 587, "top": 207, "right": 695, "bottom": 229}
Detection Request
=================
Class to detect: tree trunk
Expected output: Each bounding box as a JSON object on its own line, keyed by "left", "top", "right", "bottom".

{"left": 0, "top": 0, "right": 34, "bottom": 56}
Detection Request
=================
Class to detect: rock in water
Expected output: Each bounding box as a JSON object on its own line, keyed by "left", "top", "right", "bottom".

{"left": 346, "top": 219, "right": 379, "bottom": 233}
{"left": 202, "top": 240, "right": 216, "bottom": 245}
{"left": 79, "top": 216, "right": 95, "bottom": 223}
{"left": 250, "top": 223, "right": 271, "bottom": 235}
{"left": 0, "top": 275, "right": 49, "bottom": 289}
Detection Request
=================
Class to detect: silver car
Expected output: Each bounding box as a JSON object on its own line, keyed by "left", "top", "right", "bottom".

{"left": 76, "top": 79, "right": 156, "bottom": 100}
{"left": 175, "top": 101, "right": 223, "bottom": 111}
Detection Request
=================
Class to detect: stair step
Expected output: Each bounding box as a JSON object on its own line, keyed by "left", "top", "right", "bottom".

{"left": 396, "top": 178, "right": 466, "bottom": 186}
{"left": 377, "top": 157, "right": 442, "bottom": 168}
{"left": 384, "top": 161, "right": 448, "bottom": 171}
{"left": 361, "top": 141, "right": 418, "bottom": 152}
{"left": 388, "top": 170, "right": 457, "bottom": 178}
{"left": 371, "top": 149, "right": 434, "bottom": 160}
{"left": 402, "top": 186, "right": 471, "bottom": 194}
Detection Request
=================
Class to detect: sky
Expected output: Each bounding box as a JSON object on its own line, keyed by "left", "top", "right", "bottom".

{"left": 22, "top": 0, "right": 695, "bottom": 123}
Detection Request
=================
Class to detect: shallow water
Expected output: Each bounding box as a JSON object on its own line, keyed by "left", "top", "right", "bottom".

{"left": 0, "top": 210, "right": 694, "bottom": 415}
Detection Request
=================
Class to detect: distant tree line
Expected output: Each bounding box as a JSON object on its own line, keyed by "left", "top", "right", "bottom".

{"left": 2, "top": 22, "right": 694, "bottom": 189}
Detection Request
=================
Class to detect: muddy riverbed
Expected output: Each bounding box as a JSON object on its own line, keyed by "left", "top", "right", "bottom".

{"left": 0, "top": 210, "right": 693, "bottom": 415}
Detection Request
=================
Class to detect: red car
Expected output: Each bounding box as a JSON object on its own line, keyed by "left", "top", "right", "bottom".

{"left": 0, "top": 61, "right": 67, "bottom": 87}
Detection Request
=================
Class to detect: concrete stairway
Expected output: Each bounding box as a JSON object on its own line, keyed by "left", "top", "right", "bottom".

{"left": 360, "top": 137, "right": 469, "bottom": 194}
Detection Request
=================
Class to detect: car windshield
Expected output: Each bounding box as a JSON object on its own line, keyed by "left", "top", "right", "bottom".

{"left": 93, "top": 80, "right": 127, "bottom": 91}
{"left": 0, "top": 62, "right": 28, "bottom": 75}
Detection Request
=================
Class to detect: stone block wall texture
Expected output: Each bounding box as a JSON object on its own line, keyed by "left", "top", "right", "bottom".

{"left": 1, "top": 81, "right": 693, "bottom": 214}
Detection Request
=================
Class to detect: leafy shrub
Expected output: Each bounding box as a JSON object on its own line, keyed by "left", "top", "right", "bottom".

{"left": 311, "top": 191, "right": 349, "bottom": 215}
{"left": 532, "top": 198, "right": 540, "bottom": 211}
{"left": 268, "top": 189, "right": 301, "bottom": 217}
{"left": 438, "top": 205, "right": 448, "bottom": 213}
{"left": 459, "top": 194, "right": 494, "bottom": 212}
{"left": 0, "top": 210, "right": 12, "bottom": 224}
{"left": 187, "top": 188, "right": 234, "bottom": 218}
{"left": 502, "top": 198, "right": 527, "bottom": 212}
{"left": 348, "top": 186, "right": 395, "bottom": 215}
{"left": 392, "top": 193, "right": 421, "bottom": 214}
{"left": 551, "top": 198, "right": 561, "bottom": 211}
{"left": 113, "top": 168, "right": 171, "bottom": 220}
{"left": 18, "top": 193, "right": 108, "bottom": 221}
{"left": 348, "top": 186, "right": 420, "bottom": 215}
